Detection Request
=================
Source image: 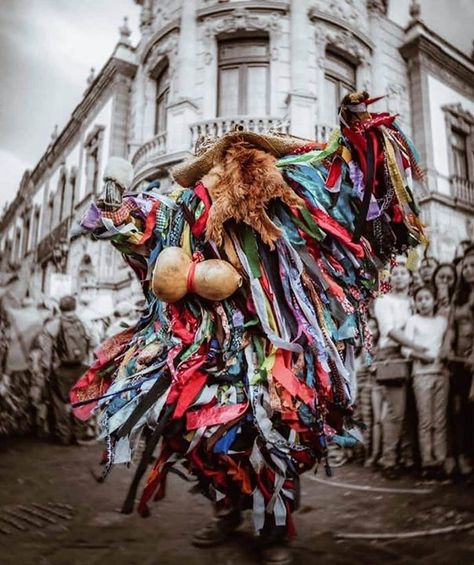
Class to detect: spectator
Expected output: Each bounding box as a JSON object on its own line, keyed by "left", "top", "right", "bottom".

{"left": 30, "top": 299, "right": 59, "bottom": 438}
{"left": 402, "top": 286, "right": 448, "bottom": 479}
{"left": 47, "top": 295, "right": 91, "bottom": 445}
{"left": 440, "top": 246, "right": 474, "bottom": 478}
{"left": 373, "top": 258, "right": 426, "bottom": 479}
{"left": 432, "top": 262, "right": 457, "bottom": 318}
{"left": 0, "top": 288, "right": 44, "bottom": 436}
{"left": 411, "top": 269, "right": 423, "bottom": 290}
{"left": 419, "top": 256, "right": 439, "bottom": 285}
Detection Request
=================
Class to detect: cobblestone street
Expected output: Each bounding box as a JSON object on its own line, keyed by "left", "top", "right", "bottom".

{"left": 0, "top": 439, "right": 473, "bottom": 565}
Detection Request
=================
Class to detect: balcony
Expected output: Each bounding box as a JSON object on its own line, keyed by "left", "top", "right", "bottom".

{"left": 131, "top": 132, "right": 167, "bottom": 171}
{"left": 451, "top": 175, "right": 474, "bottom": 207}
{"left": 314, "top": 123, "right": 336, "bottom": 144}
{"left": 190, "top": 116, "right": 290, "bottom": 149}
{"left": 37, "top": 217, "right": 70, "bottom": 264}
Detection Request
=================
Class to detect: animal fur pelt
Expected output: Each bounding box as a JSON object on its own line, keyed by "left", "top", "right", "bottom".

{"left": 203, "top": 142, "right": 304, "bottom": 248}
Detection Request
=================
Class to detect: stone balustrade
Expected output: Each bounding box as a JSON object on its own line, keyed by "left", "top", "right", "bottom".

{"left": 451, "top": 175, "right": 474, "bottom": 206}
{"left": 131, "top": 132, "right": 167, "bottom": 170}
{"left": 190, "top": 116, "right": 290, "bottom": 149}
{"left": 314, "top": 123, "right": 336, "bottom": 143}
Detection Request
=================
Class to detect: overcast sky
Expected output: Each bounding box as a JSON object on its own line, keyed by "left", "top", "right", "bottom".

{"left": 0, "top": 0, "right": 472, "bottom": 211}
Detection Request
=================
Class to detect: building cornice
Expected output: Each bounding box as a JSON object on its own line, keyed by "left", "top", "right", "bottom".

{"left": 197, "top": 1, "right": 290, "bottom": 21}
{"left": 29, "top": 52, "right": 138, "bottom": 189}
{"left": 400, "top": 22, "right": 474, "bottom": 92}
{"left": 419, "top": 191, "right": 474, "bottom": 215}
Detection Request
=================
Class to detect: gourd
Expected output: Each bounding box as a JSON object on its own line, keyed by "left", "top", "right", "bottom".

{"left": 152, "top": 246, "right": 242, "bottom": 303}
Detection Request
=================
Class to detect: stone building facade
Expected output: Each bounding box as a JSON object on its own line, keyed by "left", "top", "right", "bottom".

{"left": 1, "top": 0, "right": 473, "bottom": 305}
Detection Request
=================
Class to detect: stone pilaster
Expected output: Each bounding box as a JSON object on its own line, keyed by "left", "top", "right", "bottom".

{"left": 288, "top": 0, "right": 317, "bottom": 138}
{"left": 167, "top": 0, "right": 199, "bottom": 152}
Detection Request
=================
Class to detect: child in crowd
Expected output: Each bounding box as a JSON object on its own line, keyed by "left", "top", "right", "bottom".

{"left": 402, "top": 286, "right": 448, "bottom": 479}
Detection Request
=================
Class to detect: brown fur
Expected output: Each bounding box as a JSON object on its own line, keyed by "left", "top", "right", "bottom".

{"left": 203, "top": 142, "right": 304, "bottom": 249}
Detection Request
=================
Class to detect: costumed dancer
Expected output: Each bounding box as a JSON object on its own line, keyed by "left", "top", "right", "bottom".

{"left": 70, "top": 91, "right": 426, "bottom": 564}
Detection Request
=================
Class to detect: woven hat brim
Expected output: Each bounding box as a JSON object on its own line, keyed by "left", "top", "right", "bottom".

{"left": 172, "top": 131, "right": 308, "bottom": 187}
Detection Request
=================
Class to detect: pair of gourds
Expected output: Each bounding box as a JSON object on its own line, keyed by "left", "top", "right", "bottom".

{"left": 152, "top": 247, "right": 242, "bottom": 303}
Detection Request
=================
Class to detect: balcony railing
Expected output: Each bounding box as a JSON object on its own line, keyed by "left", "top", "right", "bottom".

{"left": 190, "top": 116, "right": 290, "bottom": 149}
{"left": 131, "top": 132, "right": 167, "bottom": 171}
{"left": 451, "top": 175, "right": 474, "bottom": 206}
{"left": 315, "top": 123, "right": 336, "bottom": 144}
{"left": 37, "top": 217, "right": 70, "bottom": 264}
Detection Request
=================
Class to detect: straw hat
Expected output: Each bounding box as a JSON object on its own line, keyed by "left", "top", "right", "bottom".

{"left": 172, "top": 129, "right": 309, "bottom": 188}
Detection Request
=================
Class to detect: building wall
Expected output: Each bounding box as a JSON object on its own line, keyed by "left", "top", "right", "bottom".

{"left": 428, "top": 75, "right": 474, "bottom": 196}
{"left": 2, "top": 0, "right": 473, "bottom": 304}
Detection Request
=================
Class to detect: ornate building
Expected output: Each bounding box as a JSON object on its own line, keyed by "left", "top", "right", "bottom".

{"left": 1, "top": 0, "right": 473, "bottom": 303}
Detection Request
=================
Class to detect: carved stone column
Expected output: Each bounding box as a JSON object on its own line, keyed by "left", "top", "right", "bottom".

{"left": 367, "top": 1, "right": 386, "bottom": 98}
{"left": 167, "top": 0, "right": 199, "bottom": 153}
{"left": 288, "top": 0, "right": 317, "bottom": 138}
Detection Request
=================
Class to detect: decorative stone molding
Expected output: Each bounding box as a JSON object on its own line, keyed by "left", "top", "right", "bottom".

{"left": 315, "top": 26, "right": 372, "bottom": 65}
{"left": 201, "top": 6, "right": 285, "bottom": 65}
{"left": 145, "top": 32, "right": 179, "bottom": 77}
{"left": 198, "top": 1, "right": 289, "bottom": 20}
{"left": 367, "top": 0, "right": 388, "bottom": 15}
{"left": 309, "top": 1, "right": 370, "bottom": 37}
{"left": 156, "top": 0, "right": 182, "bottom": 27}
{"left": 442, "top": 103, "right": 474, "bottom": 131}
{"left": 400, "top": 30, "right": 474, "bottom": 97}
{"left": 203, "top": 7, "right": 282, "bottom": 39}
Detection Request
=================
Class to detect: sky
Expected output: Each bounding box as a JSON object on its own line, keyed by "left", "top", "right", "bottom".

{"left": 0, "top": 0, "right": 472, "bottom": 211}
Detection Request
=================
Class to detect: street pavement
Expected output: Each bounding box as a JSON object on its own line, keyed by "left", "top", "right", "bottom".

{"left": 0, "top": 438, "right": 473, "bottom": 565}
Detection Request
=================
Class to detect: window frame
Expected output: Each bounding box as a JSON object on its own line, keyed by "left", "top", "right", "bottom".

{"left": 323, "top": 48, "right": 357, "bottom": 124}
{"left": 443, "top": 104, "right": 474, "bottom": 183}
{"left": 84, "top": 125, "right": 105, "bottom": 196}
{"left": 154, "top": 63, "right": 170, "bottom": 135}
{"left": 217, "top": 36, "right": 270, "bottom": 117}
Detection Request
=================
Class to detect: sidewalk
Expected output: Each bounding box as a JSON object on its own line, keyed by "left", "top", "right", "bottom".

{"left": 0, "top": 438, "right": 473, "bottom": 565}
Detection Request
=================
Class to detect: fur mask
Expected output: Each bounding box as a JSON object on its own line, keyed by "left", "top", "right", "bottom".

{"left": 202, "top": 142, "right": 304, "bottom": 249}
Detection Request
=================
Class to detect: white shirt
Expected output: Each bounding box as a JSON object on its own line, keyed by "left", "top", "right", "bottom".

{"left": 373, "top": 293, "right": 412, "bottom": 349}
{"left": 402, "top": 314, "right": 448, "bottom": 375}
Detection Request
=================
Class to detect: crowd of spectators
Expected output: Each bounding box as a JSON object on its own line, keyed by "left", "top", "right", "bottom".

{"left": 356, "top": 245, "right": 474, "bottom": 482}
{"left": 0, "top": 279, "right": 142, "bottom": 443}
{"left": 1, "top": 245, "right": 472, "bottom": 484}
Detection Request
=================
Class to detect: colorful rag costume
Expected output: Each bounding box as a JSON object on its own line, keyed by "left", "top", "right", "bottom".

{"left": 71, "top": 92, "right": 425, "bottom": 534}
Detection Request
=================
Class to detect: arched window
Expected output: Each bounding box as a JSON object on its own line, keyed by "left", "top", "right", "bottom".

{"left": 323, "top": 49, "right": 356, "bottom": 125}
{"left": 69, "top": 168, "right": 77, "bottom": 218}
{"left": 155, "top": 64, "right": 170, "bottom": 134}
{"left": 14, "top": 227, "right": 21, "bottom": 261}
{"left": 32, "top": 206, "right": 41, "bottom": 249}
{"left": 58, "top": 168, "right": 67, "bottom": 222}
{"left": 22, "top": 215, "right": 31, "bottom": 257}
{"left": 218, "top": 37, "right": 270, "bottom": 116}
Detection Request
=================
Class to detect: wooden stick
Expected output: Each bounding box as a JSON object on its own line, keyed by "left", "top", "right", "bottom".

{"left": 304, "top": 475, "right": 432, "bottom": 495}
{"left": 336, "top": 522, "right": 474, "bottom": 540}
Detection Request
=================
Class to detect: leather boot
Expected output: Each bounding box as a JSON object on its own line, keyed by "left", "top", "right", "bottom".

{"left": 191, "top": 508, "right": 241, "bottom": 547}
{"left": 261, "top": 542, "right": 293, "bottom": 565}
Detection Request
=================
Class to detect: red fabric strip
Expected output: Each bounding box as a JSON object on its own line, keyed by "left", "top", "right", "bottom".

{"left": 271, "top": 350, "right": 315, "bottom": 405}
{"left": 137, "top": 200, "right": 160, "bottom": 245}
{"left": 192, "top": 182, "right": 212, "bottom": 238}
{"left": 186, "top": 402, "right": 248, "bottom": 430}
{"left": 186, "top": 259, "right": 198, "bottom": 294}
{"left": 172, "top": 370, "right": 208, "bottom": 419}
{"left": 325, "top": 158, "right": 342, "bottom": 191}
